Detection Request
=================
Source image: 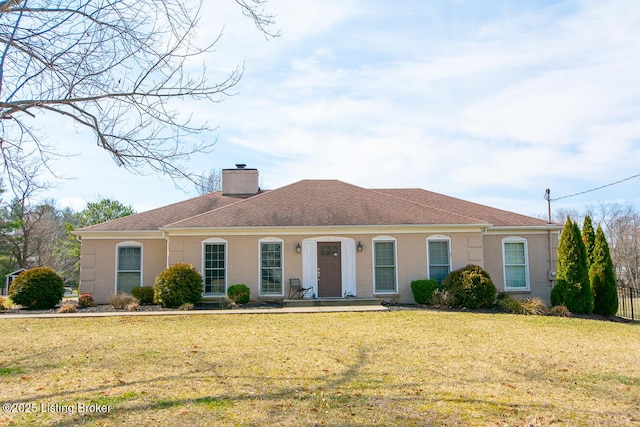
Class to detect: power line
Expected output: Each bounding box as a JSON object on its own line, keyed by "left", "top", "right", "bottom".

{"left": 551, "top": 172, "right": 640, "bottom": 201}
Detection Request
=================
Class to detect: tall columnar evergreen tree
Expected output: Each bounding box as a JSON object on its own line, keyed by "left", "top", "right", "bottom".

{"left": 551, "top": 217, "right": 594, "bottom": 314}
{"left": 582, "top": 215, "right": 596, "bottom": 268}
{"left": 590, "top": 225, "right": 618, "bottom": 315}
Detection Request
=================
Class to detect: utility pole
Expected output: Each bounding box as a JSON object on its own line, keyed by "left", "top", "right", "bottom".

{"left": 544, "top": 188, "right": 552, "bottom": 224}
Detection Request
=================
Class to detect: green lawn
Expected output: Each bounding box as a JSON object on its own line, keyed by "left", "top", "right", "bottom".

{"left": 0, "top": 311, "right": 638, "bottom": 426}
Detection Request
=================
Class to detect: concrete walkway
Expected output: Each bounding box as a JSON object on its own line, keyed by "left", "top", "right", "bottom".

{"left": 0, "top": 305, "right": 388, "bottom": 319}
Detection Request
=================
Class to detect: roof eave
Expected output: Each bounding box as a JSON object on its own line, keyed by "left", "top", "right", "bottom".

{"left": 484, "top": 224, "right": 563, "bottom": 234}
{"left": 159, "top": 223, "right": 494, "bottom": 236}
{"left": 72, "top": 230, "right": 165, "bottom": 239}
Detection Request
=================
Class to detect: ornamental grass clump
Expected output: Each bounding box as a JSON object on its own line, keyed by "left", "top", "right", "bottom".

{"left": 58, "top": 301, "right": 78, "bottom": 313}
{"left": 549, "top": 304, "right": 571, "bottom": 317}
{"left": 9, "top": 267, "right": 64, "bottom": 310}
{"left": 441, "top": 264, "right": 497, "bottom": 309}
{"left": 109, "top": 292, "right": 138, "bottom": 309}
{"left": 154, "top": 263, "right": 203, "bottom": 308}
{"left": 520, "top": 297, "right": 548, "bottom": 316}
{"left": 496, "top": 292, "right": 524, "bottom": 314}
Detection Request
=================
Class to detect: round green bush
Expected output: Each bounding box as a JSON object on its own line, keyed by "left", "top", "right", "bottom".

{"left": 227, "top": 284, "right": 250, "bottom": 304}
{"left": 410, "top": 279, "right": 439, "bottom": 304}
{"left": 132, "top": 286, "right": 155, "bottom": 305}
{"left": 9, "top": 267, "right": 64, "bottom": 309}
{"left": 441, "top": 264, "right": 497, "bottom": 309}
{"left": 153, "top": 263, "right": 203, "bottom": 308}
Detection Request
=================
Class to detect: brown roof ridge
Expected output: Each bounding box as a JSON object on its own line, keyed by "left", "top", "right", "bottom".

{"left": 368, "top": 188, "right": 489, "bottom": 225}
{"left": 162, "top": 187, "right": 276, "bottom": 228}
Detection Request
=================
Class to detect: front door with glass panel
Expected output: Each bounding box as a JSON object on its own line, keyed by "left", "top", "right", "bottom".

{"left": 317, "top": 242, "right": 342, "bottom": 297}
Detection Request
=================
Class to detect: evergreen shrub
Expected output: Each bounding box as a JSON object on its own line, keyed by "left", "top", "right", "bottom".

{"left": 227, "top": 284, "right": 250, "bottom": 304}
{"left": 551, "top": 217, "right": 594, "bottom": 314}
{"left": 132, "top": 286, "right": 155, "bottom": 305}
{"left": 154, "top": 263, "right": 203, "bottom": 308}
{"left": 410, "top": 279, "right": 439, "bottom": 304}
{"left": 590, "top": 226, "right": 618, "bottom": 316}
{"left": 9, "top": 267, "right": 64, "bottom": 309}
{"left": 441, "top": 264, "right": 497, "bottom": 309}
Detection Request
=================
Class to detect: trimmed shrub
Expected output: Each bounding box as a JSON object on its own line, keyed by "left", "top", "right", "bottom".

{"left": 227, "top": 284, "right": 250, "bottom": 304}
{"left": 0, "top": 296, "right": 6, "bottom": 310}
{"left": 9, "top": 267, "right": 64, "bottom": 309}
{"left": 411, "top": 279, "right": 439, "bottom": 305}
{"left": 132, "top": 286, "right": 155, "bottom": 305}
{"left": 441, "top": 264, "right": 497, "bottom": 309}
{"left": 109, "top": 292, "right": 138, "bottom": 309}
{"left": 58, "top": 301, "right": 78, "bottom": 313}
{"left": 78, "top": 293, "right": 95, "bottom": 308}
{"left": 154, "top": 263, "right": 203, "bottom": 308}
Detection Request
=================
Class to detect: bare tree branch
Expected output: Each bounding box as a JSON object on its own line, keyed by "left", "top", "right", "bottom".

{"left": 0, "top": 0, "right": 278, "bottom": 183}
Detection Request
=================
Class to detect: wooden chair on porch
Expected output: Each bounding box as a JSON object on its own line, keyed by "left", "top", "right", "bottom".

{"left": 288, "top": 278, "right": 312, "bottom": 299}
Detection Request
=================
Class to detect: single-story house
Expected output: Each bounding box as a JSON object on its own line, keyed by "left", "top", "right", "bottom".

{"left": 73, "top": 165, "right": 562, "bottom": 305}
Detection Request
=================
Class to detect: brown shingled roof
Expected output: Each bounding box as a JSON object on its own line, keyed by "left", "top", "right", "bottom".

{"left": 164, "top": 180, "right": 488, "bottom": 228}
{"left": 77, "top": 180, "right": 550, "bottom": 232}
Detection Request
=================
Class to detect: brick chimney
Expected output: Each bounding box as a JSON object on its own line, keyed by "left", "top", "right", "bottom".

{"left": 222, "top": 164, "right": 259, "bottom": 197}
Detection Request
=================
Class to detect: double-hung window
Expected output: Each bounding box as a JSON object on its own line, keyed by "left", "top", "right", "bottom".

{"left": 116, "top": 243, "right": 142, "bottom": 294}
{"left": 203, "top": 240, "right": 226, "bottom": 295}
{"left": 260, "top": 238, "right": 283, "bottom": 295}
{"left": 503, "top": 237, "right": 529, "bottom": 291}
{"left": 427, "top": 237, "right": 451, "bottom": 284}
{"left": 373, "top": 237, "right": 397, "bottom": 293}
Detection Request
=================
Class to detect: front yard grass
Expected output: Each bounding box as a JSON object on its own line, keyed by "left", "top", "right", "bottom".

{"left": 0, "top": 310, "right": 638, "bottom": 426}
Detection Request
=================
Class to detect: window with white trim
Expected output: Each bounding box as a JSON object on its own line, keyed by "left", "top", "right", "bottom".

{"left": 260, "top": 238, "right": 283, "bottom": 295}
{"left": 503, "top": 237, "right": 530, "bottom": 290}
{"left": 427, "top": 236, "right": 451, "bottom": 284}
{"left": 203, "top": 239, "right": 226, "bottom": 295}
{"left": 373, "top": 237, "right": 397, "bottom": 293}
{"left": 116, "top": 243, "right": 142, "bottom": 294}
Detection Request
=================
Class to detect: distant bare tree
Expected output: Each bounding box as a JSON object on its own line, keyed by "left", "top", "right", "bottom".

{"left": 196, "top": 168, "right": 223, "bottom": 194}
{"left": 593, "top": 204, "right": 640, "bottom": 288}
{"left": 0, "top": 0, "right": 277, "bottom": 182}
{"left": 0, "top": 159, "right": 50, "bottom": 269}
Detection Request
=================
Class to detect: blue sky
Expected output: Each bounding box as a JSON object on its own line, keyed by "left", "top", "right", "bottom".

{"left": 38, "top": 0, "right": 640, "bottom": 218}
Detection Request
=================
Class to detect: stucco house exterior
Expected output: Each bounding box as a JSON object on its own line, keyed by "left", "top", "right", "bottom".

{"left": 73, "top": 165, "right": 561, "bottom": 305}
